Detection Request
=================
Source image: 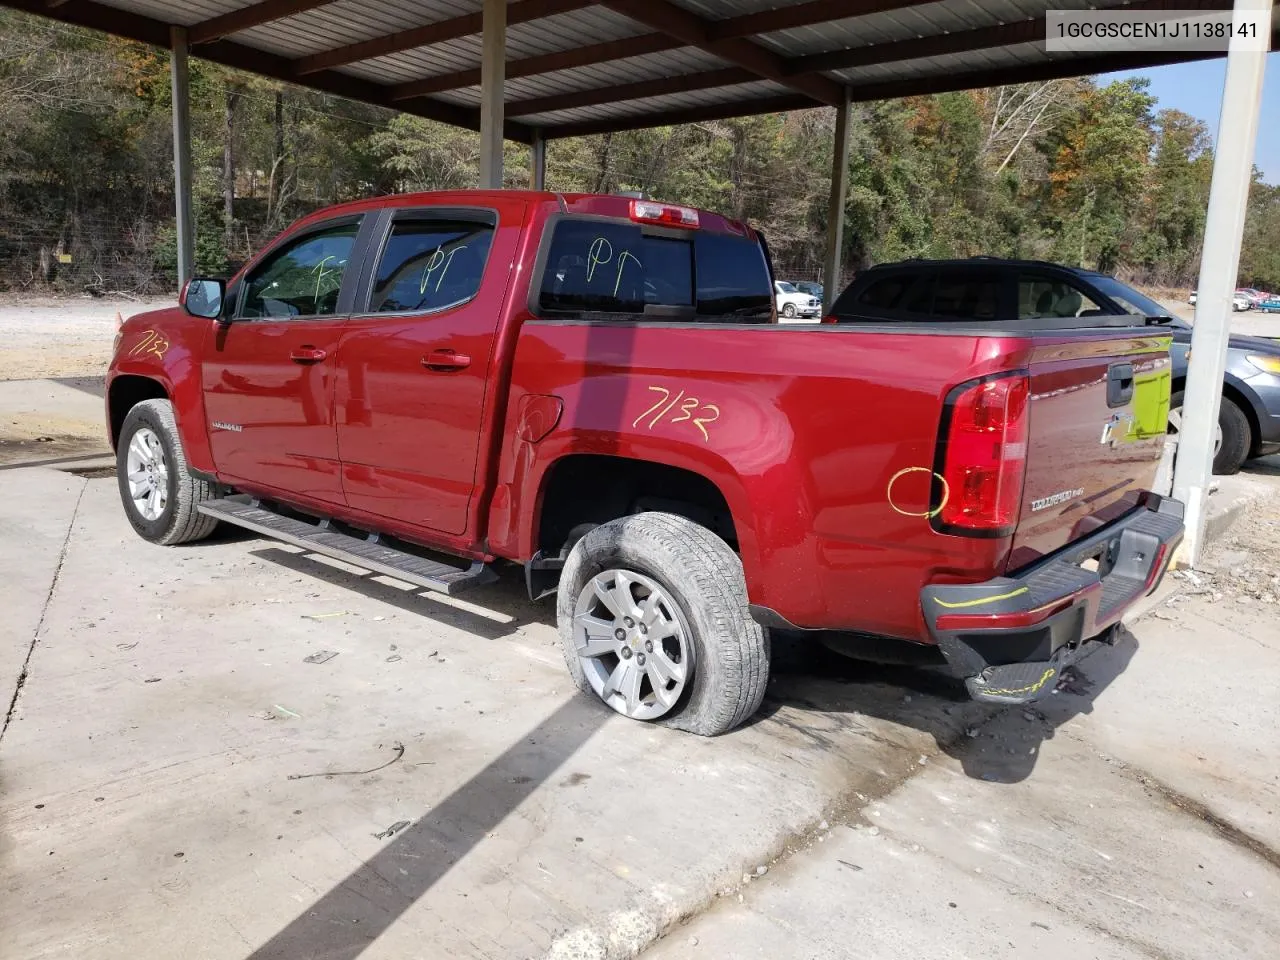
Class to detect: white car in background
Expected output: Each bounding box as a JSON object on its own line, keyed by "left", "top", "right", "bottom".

{"left": 774, "top": 281, "right": 821, "bottom": 321}
{"left": 1189, "top": 289, "right": 1252, "bottom": 311}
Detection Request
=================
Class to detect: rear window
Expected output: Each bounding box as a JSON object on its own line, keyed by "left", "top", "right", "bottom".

{"left": 537, "top": 218, "right": 772, "bottom": 322}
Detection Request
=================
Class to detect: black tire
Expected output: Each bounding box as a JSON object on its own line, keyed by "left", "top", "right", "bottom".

{"left": 1169, "top": 390, "right": 1251, "bottom": 476}
{"left": 782, "top": 303, "right": 797, "bottom": 318}
{"left": 116, "top": 398, "right": 219, "bottom": 545}
{"left": 556, "top": 512, "right": 770, "bottom": 737}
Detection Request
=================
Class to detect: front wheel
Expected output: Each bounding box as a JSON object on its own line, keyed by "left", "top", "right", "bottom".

{"left": 117, "top": 399, "right": 219, "bottom": 545}
{"left": 1168, "top": 391, "right": 1251, "bottom": 476}
{"left": 556, "top": 512, "right": 769, "bottom": 736}
{"left": 782, "top": 303, "right": 797, "bottom": 318}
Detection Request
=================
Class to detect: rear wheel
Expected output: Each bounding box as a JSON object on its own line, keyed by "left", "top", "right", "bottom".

{"left": 117, "top": 399, "right": 219, "bottom": 545}
{"left": 1168, "top": 391, "right": 1250, "bottom": 476}
{"left": 556, "top": 512, "right": 769, "bottom": 736}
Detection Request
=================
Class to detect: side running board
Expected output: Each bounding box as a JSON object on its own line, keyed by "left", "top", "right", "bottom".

{"left": 197, "top": 496, "right": 497, "bottom": 596}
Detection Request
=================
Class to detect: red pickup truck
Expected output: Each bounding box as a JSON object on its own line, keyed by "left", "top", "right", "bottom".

{"left": 106, "top": 190, "right": 1183, "bottom": 735}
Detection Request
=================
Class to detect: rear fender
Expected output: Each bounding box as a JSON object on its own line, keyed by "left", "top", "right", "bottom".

{"left": 495, "top": 372, "right": 822, "bottom": 613}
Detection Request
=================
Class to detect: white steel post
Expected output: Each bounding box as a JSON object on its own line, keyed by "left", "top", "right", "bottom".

{"left": 170, "top": 26, "right": 195, "bottom": 289}
{"left": 478, "top": 0, "right": 506, "bottom": 189}
{"left": 822, "top": 88, "right": 852, "bottom": 314}
{"left": 1172, "top": 0, "right": 1269, "bottom": 566}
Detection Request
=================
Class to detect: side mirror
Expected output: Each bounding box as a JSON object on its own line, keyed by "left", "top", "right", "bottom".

{"left": 181, "top": 278, "right": 226, "bottom": 320}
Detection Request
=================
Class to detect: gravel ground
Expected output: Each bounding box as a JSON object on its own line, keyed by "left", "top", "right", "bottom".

{"left": 0, "top": 294, "right": 173, "bottom": 381}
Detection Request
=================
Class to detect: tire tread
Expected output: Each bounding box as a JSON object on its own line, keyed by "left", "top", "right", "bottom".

{"left": 120, "top": 399, "right": 219, "bottom": 545}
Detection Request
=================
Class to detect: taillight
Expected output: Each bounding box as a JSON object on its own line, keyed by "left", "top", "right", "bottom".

{"left": 935, "top": 373, "right": 1029, "bottom": 536}
{"left": 630, "top": 199, "right": 699, "bottom": 229}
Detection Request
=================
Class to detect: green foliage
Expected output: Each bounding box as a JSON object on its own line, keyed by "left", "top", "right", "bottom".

{"left": 0, "top": 8, "right": 1276, "bottom": 295}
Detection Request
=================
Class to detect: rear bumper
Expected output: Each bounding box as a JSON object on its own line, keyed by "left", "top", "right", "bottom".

{"left": 921, "top": 494, "right": 1184, "bottom": 704}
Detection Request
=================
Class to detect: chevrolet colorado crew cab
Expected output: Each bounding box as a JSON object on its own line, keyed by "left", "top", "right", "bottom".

{"left": 107, "top": 191, "right": 1184, "bottom": 736}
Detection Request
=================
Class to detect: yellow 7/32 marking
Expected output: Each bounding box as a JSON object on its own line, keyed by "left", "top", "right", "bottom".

{"left": 128, "top": 329, "right": 170, "bottom": 359}
{"left": 632, "top": 385, "right": 721, "bottom": 442}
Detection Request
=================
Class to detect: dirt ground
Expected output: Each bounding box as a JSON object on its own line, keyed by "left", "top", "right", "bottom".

{"left": 0, "top": 294, "right": 173, "bottom": 382}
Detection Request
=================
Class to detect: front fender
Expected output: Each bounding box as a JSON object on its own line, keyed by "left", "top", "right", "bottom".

{"left": 107, "top": 309, "right": 215, "bottom": 474}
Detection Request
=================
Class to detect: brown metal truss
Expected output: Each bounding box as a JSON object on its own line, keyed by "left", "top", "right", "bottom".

{"left": 7, "top": 0, "right": 1269, "bottom": 140}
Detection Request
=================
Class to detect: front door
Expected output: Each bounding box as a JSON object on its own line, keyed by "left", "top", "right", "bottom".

{"left": 203, "top": 218, "right": 365, "bottom": 505}
{"left": 336, "top": 205, "right": 520, "bottom": 535}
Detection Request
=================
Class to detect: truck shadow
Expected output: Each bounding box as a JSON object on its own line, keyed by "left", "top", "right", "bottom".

{"left": 247, "top": 545, "right": 554, "bottom": 642}
{"left": 247, "top": 542, "right": 1137, "bottom": 786}
{"left": 757, "top": 625, "right": 1139, "bottom": 785}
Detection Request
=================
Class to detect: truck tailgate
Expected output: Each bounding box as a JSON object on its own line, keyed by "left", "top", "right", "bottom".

{"left": 1007, "top": 331, "right": 1172, "bottom": 569}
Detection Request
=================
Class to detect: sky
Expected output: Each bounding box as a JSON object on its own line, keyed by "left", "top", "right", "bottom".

{"left": 1102, "top": 53, "right": 1280, "bottom": 185}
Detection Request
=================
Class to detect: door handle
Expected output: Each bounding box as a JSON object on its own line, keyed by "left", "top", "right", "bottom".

{"left": 422, "top": 348, "right": 471, "bottom": 372}
{"left": 1107, "top": 362, "right": 1134, "bottom": 408}
{"left": 290, "top": 346, "right": 328, "bottom": 364}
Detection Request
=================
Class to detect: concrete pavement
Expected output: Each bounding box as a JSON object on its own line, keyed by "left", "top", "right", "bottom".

{"left": 642, "top": 483, "right": 1280, "bottom": 960}
{"left": 2, "top": 462, "right": 1278, "bottom": 960}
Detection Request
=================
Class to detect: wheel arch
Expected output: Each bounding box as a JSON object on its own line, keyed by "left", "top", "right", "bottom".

{"left": 1169, "top": 375, "right": 1261, "bottom": 454}
{"left": 532, "top": 453, "right": 742, "bottom": 559}
{"left": 107, "top": 375, "right": 169, "bottom": 451}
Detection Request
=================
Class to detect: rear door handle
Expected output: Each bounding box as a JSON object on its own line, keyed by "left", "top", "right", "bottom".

{"left": 290, "top": 347, "right": 328, "bottom": 364}
{"left": 422, "top": 348, "right": 471, "bottom": 372}
{"left": 1107, "top": 362, "right": 1135, "bottom": 408}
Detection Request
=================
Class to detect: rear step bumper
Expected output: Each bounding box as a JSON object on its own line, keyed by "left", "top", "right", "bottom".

{"left": 921, "top": 494, "right": 1184, "bottom": 705}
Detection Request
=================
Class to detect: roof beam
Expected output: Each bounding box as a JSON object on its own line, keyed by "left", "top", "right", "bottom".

{"left": 791, "top": 0, "right": 1234, "bottom": 75}
{"left": 389, "top": 31, "right": 681, "bottom": 102}
{"left": 706, "top": 0, "right": 939, "bottom": 41}
{"left": 189, "top": 0, "right": 341, "bottom": 45}
{"left": 293, "top": 0, "right": 595, "bottom": 76}
{"left": 599, "top": 0, "right": 844, "bottom": 106}
{"left": 389, "top": 0, "right": 935, "bottom": 102}
{"left": 545, "top": 92, "right": 816, "bottom": 139}
{"left": 3, "top": 0, "right": 535, "bottom": 142}
{"left": 506, "top": 66, "right": 755, "bottom": 117}
{"left": 837, "top": 31, "right": 1276, "bottom": 105}
{"left": 541, "top": 22, "right": 1279, "bottom": 140}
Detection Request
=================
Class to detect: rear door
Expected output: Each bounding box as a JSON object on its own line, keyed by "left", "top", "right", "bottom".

{"left": 202, "top": 216, "right": 367, "bottom": 504}
{"left": 334, "top": 202, "right": 523, "bottom": 536}
{"left": 1007, "top": 272, "right": 1171, "bottom": 567}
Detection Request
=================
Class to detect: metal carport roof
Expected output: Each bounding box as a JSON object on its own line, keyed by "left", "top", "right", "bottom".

{"left": 5, "top": 0, "right": 1276, "bottom": 143}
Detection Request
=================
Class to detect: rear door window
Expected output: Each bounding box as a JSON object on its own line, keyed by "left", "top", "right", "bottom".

{"left": 368, "top": 217, "right": 495, "bottom": 313}
{"left": 537, "top": 218, "right": 771, "bottom": 322}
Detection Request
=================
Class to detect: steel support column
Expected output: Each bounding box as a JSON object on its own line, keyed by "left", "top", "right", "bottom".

{"left": 822, "top": 87, "right": 852, "bottom": 314}
{"left": 170, "top": 26, "right": 195, "bottom": 288}
{"left": 1172, "top": 0, "right": 1269, "bottom": 567}
{"left": 530, "top": 128, "right": 547, "bottom": 190}
{"left": 478, "top": 0, "right": 506, "bottom": 189}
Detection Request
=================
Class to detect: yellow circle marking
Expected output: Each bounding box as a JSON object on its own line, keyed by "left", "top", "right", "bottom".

{"left": 886, "top": 466, "right": 950, "bottom": 519}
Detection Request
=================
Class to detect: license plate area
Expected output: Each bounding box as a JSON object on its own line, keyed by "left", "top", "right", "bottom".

{"left": 1077, "top": 539, "right": 1119, "bottom": 579}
